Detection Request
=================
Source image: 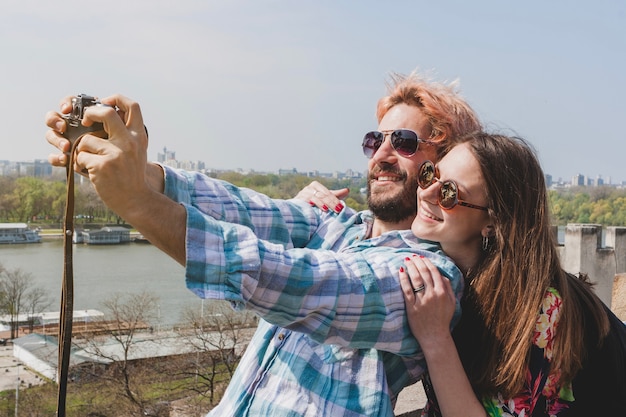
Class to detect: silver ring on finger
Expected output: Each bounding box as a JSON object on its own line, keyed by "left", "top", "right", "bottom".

{"left": 413, "top": 284, "right": 426, "bottom": 294}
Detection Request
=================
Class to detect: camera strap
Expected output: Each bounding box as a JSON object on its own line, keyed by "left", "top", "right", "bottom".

{"left": 56, "top": 96, "right": 107, "bottom": 416}
{"left": 57, "top": 136, "right": 83, "bottom": 417}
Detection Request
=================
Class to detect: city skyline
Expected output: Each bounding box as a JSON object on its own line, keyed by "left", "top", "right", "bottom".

{"left": 2, "top": 154, "right": 623, "bottom": 188}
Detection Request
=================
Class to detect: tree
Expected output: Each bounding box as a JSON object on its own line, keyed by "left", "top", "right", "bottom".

{"left": 74, "top": 291, "right": 161, "bottom": 416}
{"left": 25, "top": 287, "right": 52, "bottom": 333}
{"left": 0, "top": 265, "right": 47, "bottom": 339}
{"left": 176, "top": 301, "right": 257, "bottom": 405}
{"left": 12, "top": 177, "right": 47, "bottom": 222}
{"left": 75, "top": 182, "right": 108, "bottom": 222}
{"left": 44, "top": 180, "right": 70, "bottom": 222}
{"left": 0, "top": 176, "right": 18, "bottom": 220}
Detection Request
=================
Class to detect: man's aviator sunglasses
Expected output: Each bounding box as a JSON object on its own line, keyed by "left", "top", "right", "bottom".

{"left": 362, "top": 129, "right": 431, "bottom": 159}
{"left": 418, "top": 160, "right": 489, "bottom": 211}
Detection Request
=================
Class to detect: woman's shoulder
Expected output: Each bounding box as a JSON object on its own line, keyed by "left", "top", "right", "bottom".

{"left": 570, "top": 305, "right": 626, "bottom": 414}
{"left": 590, "top": 305, "right": 626, "bottom": 375}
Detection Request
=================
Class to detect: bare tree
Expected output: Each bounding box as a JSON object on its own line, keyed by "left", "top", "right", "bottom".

{"left": 73, "top": 291, "right": 162, "bottom": 416}
{"left": 76, "top": 181, "right": 107, "bottom": 222}
{"left": 0, "top": 266, "right": 41, "bottom": 339}
{"left": 25, "top": 287, "right": 52, "bottom": 333}
{"left": 176, "top": 301, "right": 257, "bottom": 404}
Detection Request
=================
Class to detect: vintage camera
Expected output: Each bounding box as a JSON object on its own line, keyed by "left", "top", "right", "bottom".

{"left": 62, "top": 94, "right": 109, "bottom": 145}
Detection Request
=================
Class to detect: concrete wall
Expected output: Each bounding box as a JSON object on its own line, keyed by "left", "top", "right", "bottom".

{"left": 557, "top": 224, "right": 626, "bottom": 309}
{"left": 612, "top": 273, "right": 626, "bottom": 321}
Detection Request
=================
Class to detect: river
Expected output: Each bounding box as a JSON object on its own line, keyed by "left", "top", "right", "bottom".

{"left": 0, "top": 239, "right": 202, "bottom": 327}
{"left": 0, "top": 226, "right": 603, "bottom": 329}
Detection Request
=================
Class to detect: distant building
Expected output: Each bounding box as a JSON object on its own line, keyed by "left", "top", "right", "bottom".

{"left": 571, "top": 174, "right": 585, "bottom": 186}
{"left": 278, "top": 168, "right": 298, "bottom": 176}
{"left": 596, "top": 175, "right": 605, "bottom": 186}
{"left": 0, "top": 160, "right": 52, "bottom": 177}
{"left": 157, "top": 147, "right": 176, "bottom": 163}
{"left": 34, "top": 160, "right": 53, "bottom": 177}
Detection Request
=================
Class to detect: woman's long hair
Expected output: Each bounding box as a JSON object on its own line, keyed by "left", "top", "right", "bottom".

{"left": 453, "top": 132, "right": 609, "bottom": 398}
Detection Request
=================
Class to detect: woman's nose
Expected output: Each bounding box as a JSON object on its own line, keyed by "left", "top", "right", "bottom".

{"left": 418, "top": 179, "right": 439, "bottom": 203}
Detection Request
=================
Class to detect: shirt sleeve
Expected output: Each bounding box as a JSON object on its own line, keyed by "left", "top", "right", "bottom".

{"left": 161, "top": 164, "right": 319, "bottom": 248}
{"left": 184, "top": 203, "right": 463, "bottom": 357}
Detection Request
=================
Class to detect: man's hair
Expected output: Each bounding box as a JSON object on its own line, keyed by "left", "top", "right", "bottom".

{"left": 376, "top": 71, "right": 481, "bottom": 147}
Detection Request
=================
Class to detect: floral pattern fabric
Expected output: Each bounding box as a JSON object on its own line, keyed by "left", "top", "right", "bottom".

{"left": 421, "top": 287, "right": 575, "bottom": 417}
{"left": 481, "top": 287, "right": 573, "bottom": 417}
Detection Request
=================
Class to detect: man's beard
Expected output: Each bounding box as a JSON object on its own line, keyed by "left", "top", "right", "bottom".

{"left": 367, "top": 170, "right": 418, "bottom": 224}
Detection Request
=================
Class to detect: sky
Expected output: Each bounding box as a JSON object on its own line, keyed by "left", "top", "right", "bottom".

{"left": 1, "top": 0, "right": 624, "bottom": 183}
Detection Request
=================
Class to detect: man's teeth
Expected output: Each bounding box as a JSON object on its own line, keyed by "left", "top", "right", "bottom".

{"left": 377, "top": 176, "right": 399, "bottom": 181}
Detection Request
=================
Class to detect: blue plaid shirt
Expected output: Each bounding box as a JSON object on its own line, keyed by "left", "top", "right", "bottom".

{"left": 163, "top": 166, "right": 464, "bottom": 417}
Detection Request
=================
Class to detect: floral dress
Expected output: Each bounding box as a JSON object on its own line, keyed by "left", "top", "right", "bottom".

{"left": 421, "top": 288, "right": 576, "bottom": 417}
{"left": 480, "top": 288, "right": 573, "bottom": 417}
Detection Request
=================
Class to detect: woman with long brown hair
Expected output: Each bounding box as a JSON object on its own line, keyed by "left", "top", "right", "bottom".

{"left": 400, "top": 132, "right": 626, "bottom": 416}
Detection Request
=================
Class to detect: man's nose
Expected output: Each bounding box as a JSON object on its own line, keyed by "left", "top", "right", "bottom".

{"left": 371, "top": 134, "right": 398, "bottom": 163}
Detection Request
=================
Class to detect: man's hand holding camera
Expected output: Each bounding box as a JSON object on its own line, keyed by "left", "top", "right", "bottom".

{"left": 45, "top": 94, "right": 187, "bottom": 265}
{"left": 45, "top": 94, "right": 150, "bottom": 217}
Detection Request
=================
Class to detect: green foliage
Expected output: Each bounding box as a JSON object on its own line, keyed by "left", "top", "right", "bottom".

{"left": 217, "top": 172, "right": 366, "bottom": 202}
{"left": 548, "top": 186, "right": 626, "bottom": 226}
{"left": 4, "top": 173, "right": 626, "bottom": 226}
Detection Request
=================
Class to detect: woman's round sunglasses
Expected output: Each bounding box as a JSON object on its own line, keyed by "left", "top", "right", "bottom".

{"left": 362, "top": 129, "right": 431, "bottom": 159}
{"left": 418, "top": 160, "right": 489, "bottom": 211}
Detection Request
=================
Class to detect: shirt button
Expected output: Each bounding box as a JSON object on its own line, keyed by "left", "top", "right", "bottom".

{"left": 277, "top": 333, "right": 285, "bottom": 341}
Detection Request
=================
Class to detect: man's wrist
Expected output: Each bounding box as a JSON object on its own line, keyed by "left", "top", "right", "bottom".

{"left": 146, "top": 162, "right": 165, "bottom": 193}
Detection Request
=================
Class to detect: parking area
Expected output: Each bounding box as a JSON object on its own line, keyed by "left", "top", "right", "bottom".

{"left": 0, "top": 344, "right": 46, "bottom": 392}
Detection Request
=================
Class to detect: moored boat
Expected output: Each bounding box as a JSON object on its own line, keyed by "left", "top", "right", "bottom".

{"left": 0, "top": 223, "right": 42, "bottom": 244}
{"left": 73, "top": 226, "right": 131, "bottom": 245}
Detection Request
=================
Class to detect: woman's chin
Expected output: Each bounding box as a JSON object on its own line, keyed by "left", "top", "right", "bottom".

{"left": 411, "top": 219, "right": 435, "bottom": 241}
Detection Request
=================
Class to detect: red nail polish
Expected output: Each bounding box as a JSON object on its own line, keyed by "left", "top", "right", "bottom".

{"left": 405, "top": 257, "right": 410, "bottom": 261}
{"left": 399, "top": 266, "right": 404, "bottom": 273}
{"left": 419, "top": 255, "right": 425, "bottom": 258}
{"left": 322, "top": 205, "right": 329, "bottom": 211}
{"left": 309, "top": 201, "right": 315, "bottom": 206}
{"left": 335, "top": 203, "right": 343, "bottom": 213}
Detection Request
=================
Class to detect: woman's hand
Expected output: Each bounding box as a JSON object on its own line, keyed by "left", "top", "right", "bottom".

{"left": 400, "top": 255, "right": 487, "bottom": 417}
{"left": 293, "top": 181, "right": 349, "bottom": 213}
{"left": 399, "top": 255, "right": 457, "bottom": 351}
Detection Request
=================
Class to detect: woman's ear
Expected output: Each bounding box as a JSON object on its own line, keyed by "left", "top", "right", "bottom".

{"left": 481, "top": 224, "right": 496, "bottom": 251}
{"left": 481, "top": 224, "right": 495, "bottom": 239}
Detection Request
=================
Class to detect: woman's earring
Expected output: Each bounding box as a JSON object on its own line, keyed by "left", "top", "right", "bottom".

{"left": 482, "top": 236, "right": 490, "bottom": 251}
